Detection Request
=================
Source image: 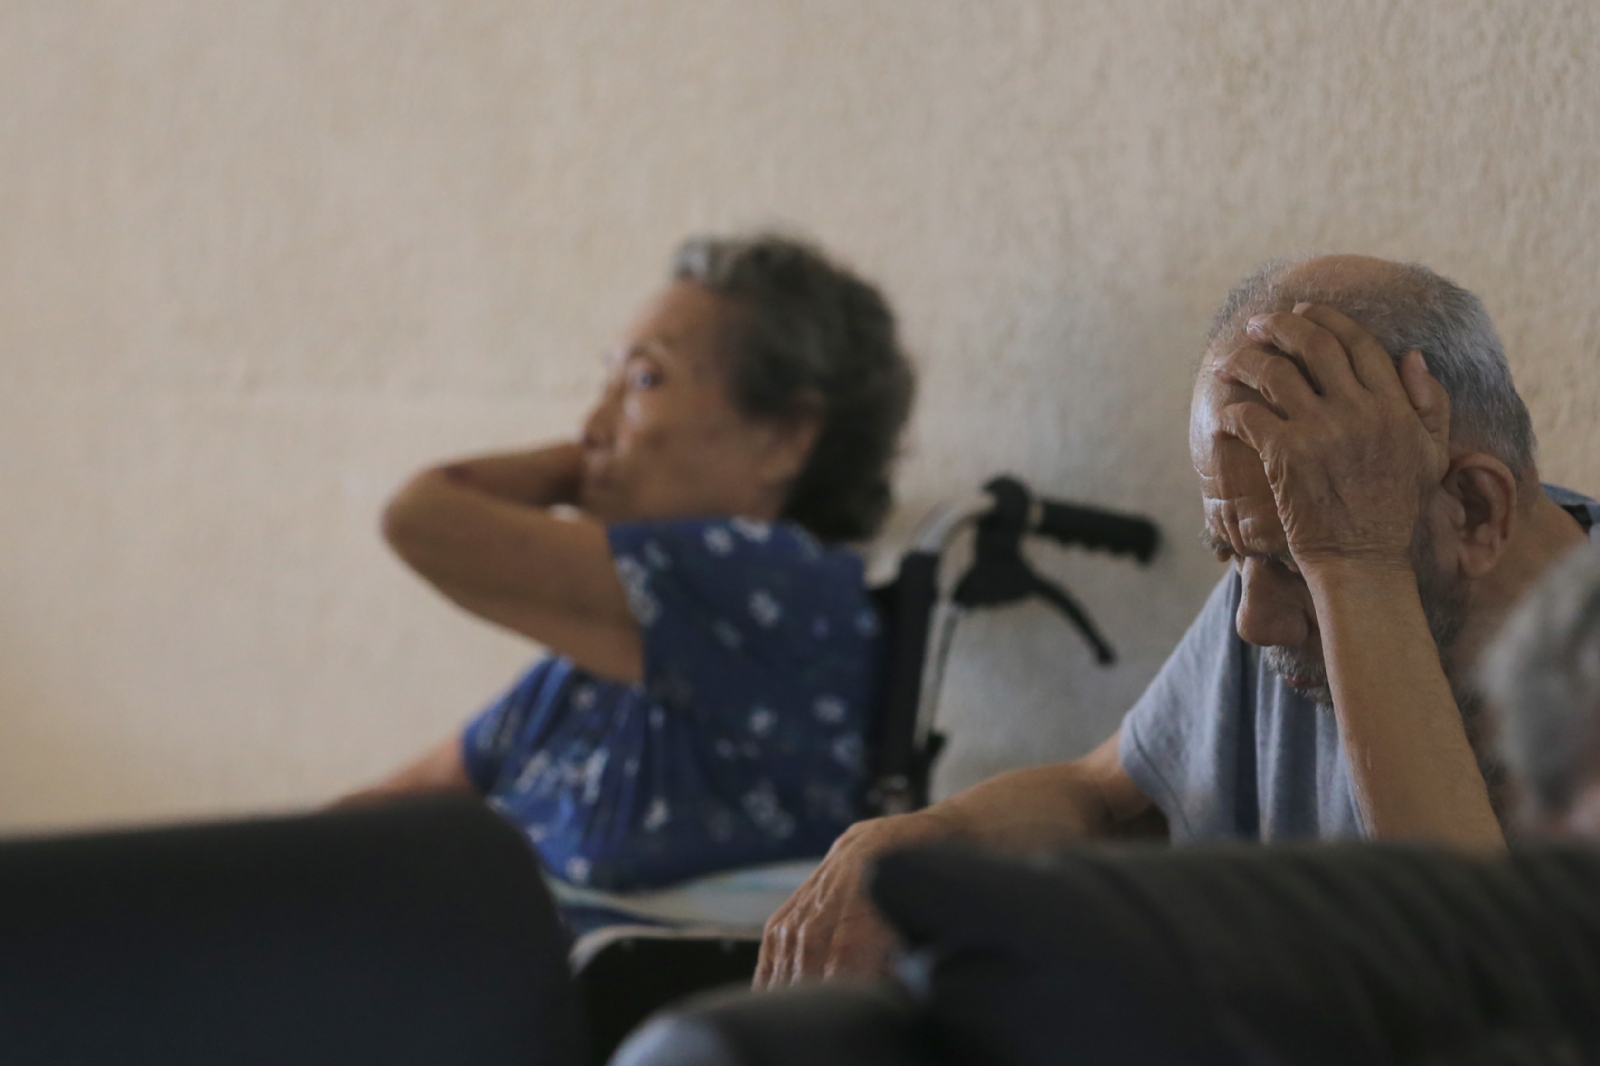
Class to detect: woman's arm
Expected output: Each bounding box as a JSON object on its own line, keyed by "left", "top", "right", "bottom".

{"left": 434, "top": 441, "right": 586, "bottom": 507}
{"left": 382, "top": 442, "right": 643, "bottom": 683}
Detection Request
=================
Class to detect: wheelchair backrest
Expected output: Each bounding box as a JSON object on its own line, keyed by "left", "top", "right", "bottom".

{"left": 866, "top": 550, "right": 944, "bottom": 817}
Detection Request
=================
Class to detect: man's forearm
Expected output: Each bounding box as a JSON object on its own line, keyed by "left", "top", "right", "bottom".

{"left": 1308, "top": 565, "right": 1503, "bottom": 850}
{"left": 936, "top": 769, "right": 1111, "bottom": 851}
{"left": 925, "top": 736, "right": 1157, "bottom": 853}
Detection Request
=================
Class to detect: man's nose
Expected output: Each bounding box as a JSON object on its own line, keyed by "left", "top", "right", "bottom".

{"left": 1234, "top": 559, "right": 1310, "bottom": 649}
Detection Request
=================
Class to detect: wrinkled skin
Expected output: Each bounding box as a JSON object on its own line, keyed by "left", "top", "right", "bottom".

{"left": 1206, "top": 303, "right": 1450, "bottom": 571}
{"left": 755, "top": 266, "right": 1512, "bottom": 990}
{"left": 754, "top": 811, "right": 950, "bottom": 987}
{"left": 1193, "top": 301, "right": 1452, "bottom": 701}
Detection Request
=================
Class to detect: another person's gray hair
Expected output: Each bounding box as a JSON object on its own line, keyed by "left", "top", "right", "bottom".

{"left": 674, "top": 233, "right": 915, "bottom": 542}
{"left": 1208, "top": 258, "right": 1536, "bottom": 478}
{"left": 1480, "top": 545, "right": 1600, "bottom": 821}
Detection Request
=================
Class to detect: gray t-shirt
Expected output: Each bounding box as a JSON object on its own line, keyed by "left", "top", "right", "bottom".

{"left": 1118, "top": 484, "right": 1600, "bottom": 843}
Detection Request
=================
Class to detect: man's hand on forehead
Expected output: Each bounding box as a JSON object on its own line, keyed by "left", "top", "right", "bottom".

{"left": 1197, "top": 436, "right": 1289, "bottom": 562}
{"left": 1203, "top": 303, "right": 1451, "bottom": 574}
{"left": 1192, "top": 346, "right": 1285, "bottom": 560}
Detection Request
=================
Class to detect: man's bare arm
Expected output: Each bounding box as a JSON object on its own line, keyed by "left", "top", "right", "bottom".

{"left": 935, "top": 729, "right": 1161, "bottom": 848}
{"left": 1308, "top": 566, "right": 1500, "bottom": 847}
{"left": 754, "top": 730, "right": 1160, "bottom": 987}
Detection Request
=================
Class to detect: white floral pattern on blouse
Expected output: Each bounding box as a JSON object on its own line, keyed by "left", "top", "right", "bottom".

{"left": 461, "top": 517, "right": 882, "bottom": 897}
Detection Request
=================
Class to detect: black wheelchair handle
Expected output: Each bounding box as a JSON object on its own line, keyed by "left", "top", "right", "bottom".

{"left": 1034, "top": 498, "right": 1160, "bottom": 564}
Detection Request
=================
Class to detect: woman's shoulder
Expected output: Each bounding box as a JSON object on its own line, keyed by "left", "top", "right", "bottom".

{"left": 608, "top": 516, "right": 865, "bottom": 581}
{"left": 605, "top": 515, "right": 876, "bottom": 648}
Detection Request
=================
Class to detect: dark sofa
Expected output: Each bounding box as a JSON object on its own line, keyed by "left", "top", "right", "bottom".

{"left": 0, "top": 797, "right": 583, "bottom": 1066}
{"left": 615, "top": 842, "right": 1600, "bottom": 1066}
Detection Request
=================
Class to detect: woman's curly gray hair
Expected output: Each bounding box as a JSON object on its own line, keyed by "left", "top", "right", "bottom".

{"left": 674, "top": 233, "right": 915, "bottom": 542}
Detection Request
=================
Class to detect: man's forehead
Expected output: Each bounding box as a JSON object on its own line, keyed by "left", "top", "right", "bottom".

{"left": 1190, "top": 362, "right": 1273, "bottom": 491}
{"left": 1190, "top": 254, "right": 1403, "bottom": 559}
{"left": 1190, "top": 322, "right": 1295, "bottom": 557}
{"left": 1195, "top": 425, "right": 1289, "bottom": 557}
{"left": 1202, "top": 499, "right": 1290, "bottom": 559}
{"left": 1202, "top": 497, "right": 1288, "bottom": 559}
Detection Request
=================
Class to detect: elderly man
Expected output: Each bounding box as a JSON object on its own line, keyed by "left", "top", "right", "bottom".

{"left": 1482, "top": 544, "right": 1600, "bottom": 839}
{"left": 756, "top": 254, "right": 1600, "bottom": 986}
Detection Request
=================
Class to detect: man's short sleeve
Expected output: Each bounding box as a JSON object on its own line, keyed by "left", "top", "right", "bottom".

{"left": 1117, "top": 570, "right": 1250, "bottom": 841}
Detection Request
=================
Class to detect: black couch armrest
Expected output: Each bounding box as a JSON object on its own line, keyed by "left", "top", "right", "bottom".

{"left": 610, "top": 982, "right": 928, "bottom": 1066}
{"left": 0, "top": 796, "right": 582, "bottom": 1066}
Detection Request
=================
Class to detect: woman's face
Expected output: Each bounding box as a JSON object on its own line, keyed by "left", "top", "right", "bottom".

{"left": 578, "top": 281, "right": 814, "bottom": 524}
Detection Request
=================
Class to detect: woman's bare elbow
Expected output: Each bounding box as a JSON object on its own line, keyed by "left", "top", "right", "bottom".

{"left": 380, "top": 471, "right": 444, "bottom": 557}
{"left": 380, "top": 493, "right": 417, "bottom": 553}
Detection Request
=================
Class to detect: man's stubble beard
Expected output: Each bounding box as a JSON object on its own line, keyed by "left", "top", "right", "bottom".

{"left": 1264, "top": 523, "right": 1470, "bottom": 704}
{"left": 1260, "top": 526, "right": 1508, "bottom": 817}
{"left": 1260, "top": 645, "right": 1335, "bottom": 708}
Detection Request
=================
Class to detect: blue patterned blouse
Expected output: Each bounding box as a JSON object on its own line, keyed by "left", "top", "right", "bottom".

{"left": 460, "top": 516, "right": 882, "bottom": 892}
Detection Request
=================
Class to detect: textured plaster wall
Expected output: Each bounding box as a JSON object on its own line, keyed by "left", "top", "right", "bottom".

{"left": 2, "top": 1, "right": 1598, "bottom": 831}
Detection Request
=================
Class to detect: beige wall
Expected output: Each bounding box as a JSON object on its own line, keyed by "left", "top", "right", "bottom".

{"left": 2, "top": 1, "right": 1597, "bottom": 831}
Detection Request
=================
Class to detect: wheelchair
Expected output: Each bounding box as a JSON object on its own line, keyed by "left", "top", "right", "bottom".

{"left": 573, "top": 475, "right": 1160, "bottom": 1063}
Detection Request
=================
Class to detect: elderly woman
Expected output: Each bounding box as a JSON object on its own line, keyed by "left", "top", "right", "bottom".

{"left": 344, "top": 234, "right": 915, "bottom": 914}
{"left": 1482, "top": 543, "right": 1600, "bottom": 840}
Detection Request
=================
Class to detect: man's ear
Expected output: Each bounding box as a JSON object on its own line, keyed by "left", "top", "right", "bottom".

{"left": 758, "top": 391, "right": 824, "bottom": 486}
{"left": 1439, "top": 452, "right": 1519, "bottom": 579}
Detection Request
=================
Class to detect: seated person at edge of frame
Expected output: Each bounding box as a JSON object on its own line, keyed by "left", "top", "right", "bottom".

{"left": 756, "top": 254, "right": 1600, "bottom": 987}
{"left": 340, "top": 234, "right": 915, "bottom": 926}
{"left": 1481, "top": 543, "right": 1600, "bottom": 841}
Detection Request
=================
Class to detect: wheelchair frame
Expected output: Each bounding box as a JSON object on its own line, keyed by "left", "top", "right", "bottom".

{"left": 865, "top": 474, "right": 1159, "bottom": 816}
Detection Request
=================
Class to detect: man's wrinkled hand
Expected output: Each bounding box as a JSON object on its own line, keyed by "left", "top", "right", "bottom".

{"left": 1209, "top": 303, "right": 1451, "bottom": 574}
{"left": 755, "top": 813, "right": 947, "bottom": 989}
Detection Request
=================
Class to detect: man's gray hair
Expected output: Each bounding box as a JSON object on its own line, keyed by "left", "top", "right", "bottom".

{"left": 1209, "top": 258, "right": 1536, "bottom": 477}
{"left": 1480, "top": 545, "right": 1600, "bottom": 819}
